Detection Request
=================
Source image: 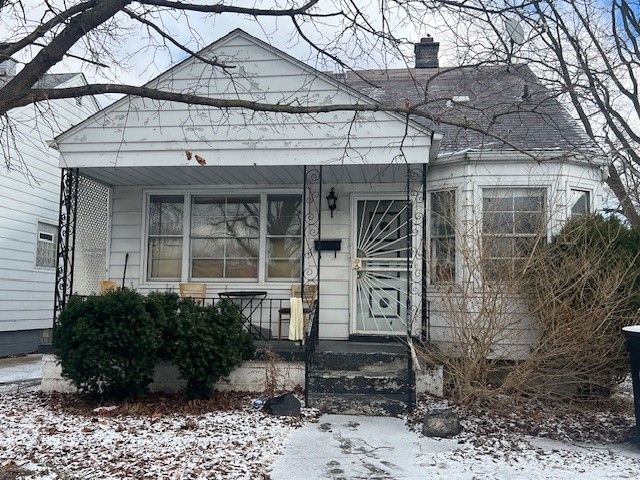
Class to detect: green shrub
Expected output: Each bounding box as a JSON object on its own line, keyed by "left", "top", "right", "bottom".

{"left": 173, "top": 299, "right": 252, "bottom": 399}
{"left": 145, "top": 291, "right": 182, "bottom": 360}
{"left": 53, "top": 289, "right": 158, "bottom": 399}
{"left": 517, "top": 214, "right": 640, "bottom": 399}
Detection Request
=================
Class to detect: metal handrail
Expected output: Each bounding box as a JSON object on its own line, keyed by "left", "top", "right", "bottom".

{"left": 72, "top": 293, "right": 292, "bottom": 341}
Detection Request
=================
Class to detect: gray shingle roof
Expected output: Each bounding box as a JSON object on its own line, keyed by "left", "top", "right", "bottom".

{"left": 0, "top": 72, "right": 79, "bottom": 89}
{"left": 342, "top": 64, "right": 597, "bottom": 154}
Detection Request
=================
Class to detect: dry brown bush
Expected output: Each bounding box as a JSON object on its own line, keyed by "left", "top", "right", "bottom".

{"left": 420, "top": 210, "right": 640, "bottom": 404}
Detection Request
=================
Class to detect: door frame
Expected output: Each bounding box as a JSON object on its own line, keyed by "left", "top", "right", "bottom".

{"left": 349, "top": 193, "right": 411, "bottom": 336}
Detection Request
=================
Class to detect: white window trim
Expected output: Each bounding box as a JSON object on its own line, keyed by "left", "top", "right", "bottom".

{"left": 140, "top": 187, "right": 302, "bottom": 287}
{"left": 34, "top": 219, "right": 58, "bottom": 271}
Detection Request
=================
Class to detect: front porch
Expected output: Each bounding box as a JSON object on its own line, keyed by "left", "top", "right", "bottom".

{"left": 53, "top": 163, "right": 430, "bottom": 341}
{"left": 51, "top": 162, "right": 432, "bottom": 410}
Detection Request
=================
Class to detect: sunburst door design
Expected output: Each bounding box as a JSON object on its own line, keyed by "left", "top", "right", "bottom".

{"left": 353, "top": 199, "right": 410, "bottom": 334}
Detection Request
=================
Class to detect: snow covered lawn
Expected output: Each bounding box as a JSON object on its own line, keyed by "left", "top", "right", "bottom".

{"left": 0, "top": 391, "right": 317, "bottom": 479}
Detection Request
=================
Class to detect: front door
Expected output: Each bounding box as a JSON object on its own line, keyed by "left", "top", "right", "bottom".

{"left": 351, "top": 197, "right": 410, "bottom": 335}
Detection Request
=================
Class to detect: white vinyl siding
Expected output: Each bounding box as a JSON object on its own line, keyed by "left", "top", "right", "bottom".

{"left": 0, "top": 74, "right": 97, "bottom": 337}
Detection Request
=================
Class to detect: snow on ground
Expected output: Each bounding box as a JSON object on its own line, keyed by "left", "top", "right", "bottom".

{"left": 0, "top": 391, "right": 316, "bottom": 479}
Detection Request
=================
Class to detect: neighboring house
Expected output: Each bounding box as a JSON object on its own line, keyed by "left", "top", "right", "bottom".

{"left": 0, "top": 59, "right": 99, "bottom": 356}
{"left": 49, "top": 29, "right": 606, "bottom": 412}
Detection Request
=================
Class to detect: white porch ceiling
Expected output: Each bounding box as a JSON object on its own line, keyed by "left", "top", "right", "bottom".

{"left": 78, "top": 163, "right": 421, "bottom": 187}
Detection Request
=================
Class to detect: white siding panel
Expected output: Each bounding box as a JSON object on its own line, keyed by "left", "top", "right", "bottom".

{"left": 0, "top": 75, "right": 98, "bottom": 335}
{"left": 57, "top": 31, "right": 431, "bottom": 169}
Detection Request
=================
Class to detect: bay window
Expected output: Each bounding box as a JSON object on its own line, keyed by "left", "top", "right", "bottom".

{"left": 267, "top": 194, "right": 302, "bottom": 279}
{"left": 147, "top": 195, "right": 184, "bottom": 280}
{"left": 482, "top": 188, "right": 545, "bottom": 280}
{"left": 190, "top": 196, "right": 260, "bottom": 279}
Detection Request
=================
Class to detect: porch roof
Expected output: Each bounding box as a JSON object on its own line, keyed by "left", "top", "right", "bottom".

{"left": 78, "top": 162, "right": 424, "bottom": 187}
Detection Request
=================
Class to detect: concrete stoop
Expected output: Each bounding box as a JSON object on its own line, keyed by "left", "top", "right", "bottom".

{"left": 307, "top": 343, "right": 409, "bottom": 416}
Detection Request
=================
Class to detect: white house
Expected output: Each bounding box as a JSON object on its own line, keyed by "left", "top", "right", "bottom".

{"left": 48, "top": 30, "right": 606, "bottom": 412}
{"left": 0, "top": 60, "right": 99, "bottom": 356}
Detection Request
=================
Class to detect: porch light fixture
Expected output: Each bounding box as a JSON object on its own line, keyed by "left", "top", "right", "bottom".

{"left": 326, "top": 188, "right": 338, "bottom": 218}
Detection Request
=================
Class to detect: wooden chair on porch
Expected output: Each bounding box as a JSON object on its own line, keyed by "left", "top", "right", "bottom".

{"left": 179, "top": 282, "right": 207, "bottom": 304}
{"left": 99, "top": 280, "right": 117, "bottom": 294}
{"left": 278, "top": 283, "right": 318, "bottom": 340}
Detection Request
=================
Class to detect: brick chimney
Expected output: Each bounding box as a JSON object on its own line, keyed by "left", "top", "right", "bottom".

{"left": 0, "top": 58, "right": 17, "bottom": 76}
{"left": 414, "top": 36, "right": 439, "bottom": 68}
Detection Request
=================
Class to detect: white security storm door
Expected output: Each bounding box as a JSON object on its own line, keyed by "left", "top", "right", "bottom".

{"left": 352, "top": 198, "right": 410, "bottom": 334}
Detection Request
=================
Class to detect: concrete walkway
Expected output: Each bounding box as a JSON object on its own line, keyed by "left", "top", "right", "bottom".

{"left": 271, "top": 414, "right": 448, "bottom": 479}
{"left": 271, "top": 414, "right": 640, "bottom": 480}
{"left": 0, "top": 354, "right": 42, "bottom": 393}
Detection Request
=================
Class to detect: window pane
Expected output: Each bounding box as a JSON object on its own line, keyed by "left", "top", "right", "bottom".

{"left": 268, "top": 195, "right": 302, "bottom": 235}
{"left": 268, "top": 237, "right": 301, "bottom": 259}
{"left": 483, "top": 237, "right": 513, "bottom": 258}
{"left": 192, "top": 196, "right": 259, "bottom": 237}
{"left": 191, "top": 216, "right": 227, "bottom": 237}
{"left": 148, "top": 237, "right": 182, "bottom": 278}
{"left": 514, "top": 237, "right": 538, "bottom": 257}
{"left": 192, "top": 259, "right": 223, "bottom": 278}
{"left": 515, "top": 211, "right": 544, "bottom": 234}
{"left": 226, "top": 197, "right": 260, "bottom": 217}
{"left": 431, "top": 191, "right": 455, "bottom": 236}
{"left": 268, "top": 259, "right": 301, "bottom": 279}
{"left": 149, "top": 195, "right": 183, "bottom": 235}
{"left": 483, "top": 191, "right": 512, "bottom": 212}
{"left": 226, "top": 238, "right": 259, "bottom": 258}
{"left": 483, "top": 212, "right": 513, "bottom": 234}
{"left": 514, "top": 193, "right": 544, "bottom": 211}
{"left": 431, "top": 237, "right": 455, "bottom": 283}
{"left": 226, "top": 259, "right": 258, "bottom": 278}
{"left": 225, "top": 216, "right": 259, "bottom": 237}
{"left": 192, "top": 196, "right": 225, "bottom": 216}
{"left": 191, "top": 238, "right": 224, "bottom": 258}
{"left": 570, "top": 190, "right": 590, "bottom": 216}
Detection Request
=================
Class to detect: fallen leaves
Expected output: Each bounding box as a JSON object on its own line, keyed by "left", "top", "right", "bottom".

{"left": 0, "top": 391, "right": 316, "bottom": 479}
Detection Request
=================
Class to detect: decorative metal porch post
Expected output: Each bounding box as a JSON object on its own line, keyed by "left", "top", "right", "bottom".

{"left": 405, "top": 162, "right": 427, "bottom": 409}
{"left": 53, "top": 168, "right": 79, "bottom": 327}
{"left": 302, "top": 164, "right": 323, "bottom": 406}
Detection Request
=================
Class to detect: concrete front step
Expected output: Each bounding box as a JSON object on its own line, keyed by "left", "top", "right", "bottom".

{"left": 308, "top": 393, "right": 407, "bottom": 416}
{"left": 312, "top": 347, "right": 407, "bottom": 371}
{"left": 309, "top": 370, "right": 408, "bottom": 395}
